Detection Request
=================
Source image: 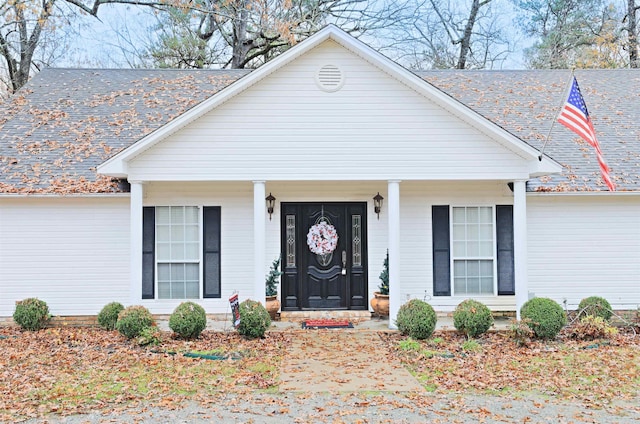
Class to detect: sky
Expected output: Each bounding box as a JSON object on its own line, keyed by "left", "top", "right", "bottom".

{"left": 58, "top": 1, "right": 532, "bottom": 70}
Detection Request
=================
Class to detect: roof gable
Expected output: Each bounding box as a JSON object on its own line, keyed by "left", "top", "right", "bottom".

{"left": 98, "top": 25, "right": 559, "bottom": 179}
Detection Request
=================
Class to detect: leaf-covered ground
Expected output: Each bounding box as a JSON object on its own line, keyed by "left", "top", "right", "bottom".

{"left": 0, "top": 327, "right": 289, "bottom": 422}
{"left": 1, "top": 326, "right": 639, "bottom": 422}
{"left": 383, "top": 329, "right": 640, "bottom": 405}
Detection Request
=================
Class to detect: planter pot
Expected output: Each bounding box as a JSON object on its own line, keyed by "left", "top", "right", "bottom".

{"left": 265, "top": 295, "right": 280, "bottom": 321}
{"left": 370, "top": 292, "right": 389, "bottom": 317}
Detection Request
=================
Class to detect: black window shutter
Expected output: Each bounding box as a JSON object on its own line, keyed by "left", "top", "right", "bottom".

{"left": 432, "top": 205, "right": 451, "bottom": 296}
{"left": 203, "top": 206, "right": 221, "bottom": 298}
{"left": 142, "top": 207, "right": 155, "bottom": 300}
{"left": 496, "top": 205, "right": 515, "bottom": 295}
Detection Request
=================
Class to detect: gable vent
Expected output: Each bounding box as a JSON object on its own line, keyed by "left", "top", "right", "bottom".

{"left": 316, "top": 65, "right": 344, "bottom": 92}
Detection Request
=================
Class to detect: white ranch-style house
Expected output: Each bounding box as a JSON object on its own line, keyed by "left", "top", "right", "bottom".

{"left": 1, "top": 26, "right": 638, "bottom": 327}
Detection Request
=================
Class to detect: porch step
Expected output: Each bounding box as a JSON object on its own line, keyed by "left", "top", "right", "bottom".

{"left": 279, "top": 310, "right": 372, "bottom": 322}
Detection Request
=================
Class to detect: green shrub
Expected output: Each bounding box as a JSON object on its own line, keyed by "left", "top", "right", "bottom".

{"left": 452, "top": 299, "right": 494, "bottom": 338}
{"left": 13, "top": 298, "right": 50, "bottom": 331}
{"left": 395, "top": 299, "right": 437, "bottom": 340}
{"left": 169, "top": 302, "right": 207, "bottom": 339}
{"left": 520, "top": 297, "right": 567, "bottom": 340}
{"left": 578, "top": 296, "right": 613, "bottom": 321}
{"left": 569, "top": 315, "right": 618, "bottom": 340}
{"left": 137, "top": 326, "right": 161, "bottom": 346}
{"left": 115, "top": 305, "right": 155, "bottom": 339}
{"left": 236, "top": 299, "right": 271, "bottom": 339}
{"left": 97, "top": 302, "right": 124, "bottom": 331}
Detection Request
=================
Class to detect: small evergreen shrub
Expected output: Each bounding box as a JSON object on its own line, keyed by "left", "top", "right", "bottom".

{"left": 236, "top": 299, "right": 271, "bottom": 339}
{"left": 395, "top": 299, "right": 437, "bottom": 340}
{"left": 452, "top": 299, "right": 494, "bottom": 338}
{"left": 509, "top": 319, "right": 535, "bottom": 347}
{"left": 13, "top": 298, "right": 50, "bottom": 331}
{"left": 578, "top": 296, "right": 613, "bottom": 321}
{"left": 378, "top": 251, "right": 389, "bottom": 295}
{"left": 97, "top": 302, "right": 124, "bottom": 331}
{"left": 137, "top": 326, "right": 161, "bottom": 346}
{"left": 520, "top": 297, "right": 567, "bottom": 340}
{"left": 265, "top": 257, "right": 282, "bottom": 297}
{"left": 169, "top": 301, "right": 207, "bottom": 339}
{"left": 116, "top": 305, "right": 155, "bottom": 339}
{"left": 569, "top": 315, "right": 618, "bottom": 340}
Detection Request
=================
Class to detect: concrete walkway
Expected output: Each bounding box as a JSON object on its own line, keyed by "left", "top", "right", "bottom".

{"left": 279, "top": 330, "right": 424, "bottom": 392}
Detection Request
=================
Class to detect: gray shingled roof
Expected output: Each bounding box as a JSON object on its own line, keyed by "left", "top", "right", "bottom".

{"left": 0, "top": 67, "right": 638, "bottom": 194}
{"left": 419, "top": 69, "right": 640, "bottom": 192}
{"left": 0, "top": 68, "right": 249, "bottom": 194}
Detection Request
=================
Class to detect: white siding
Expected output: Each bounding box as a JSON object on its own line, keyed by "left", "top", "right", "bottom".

{"left": 128, "top": 40, "right": 530, "bottom": 182}
{"left": 0, "top": 197, "right": 130, "bottom": 316}
{"left": 528, "top": 195, "right": 640, "bottom": 309}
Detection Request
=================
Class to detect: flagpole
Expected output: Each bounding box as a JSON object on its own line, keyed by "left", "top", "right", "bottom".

{"left": 538, "top": 69, "right": 576, "bottom": 161}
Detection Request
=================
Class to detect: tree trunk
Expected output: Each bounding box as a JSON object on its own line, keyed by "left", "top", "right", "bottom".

{"left": 629, "top": 0, "right": 638, "bottom": 68}
{"left": 457, "top": 0, "right": 490, "bottom": 69}
{"left": 231, "top": 1, "right": 252, "bottom": 68}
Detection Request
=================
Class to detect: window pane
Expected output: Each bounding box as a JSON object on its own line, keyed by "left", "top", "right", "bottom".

{"left": 157, "top": 264, "right": 170, "bottom": 281}
{"left": 479, "top": 241, "right": 493, "bottom": 257}
{"left": 184, "top": 207, "right": 199, "bottom": 224}
{"left": 171, "top": 207, "right": 184, "bottom": 223}
{"left": 185, "top": 242, "right": 199, "bottom": 261}
{"left": 286, "top": 215, "right": 296, "bottom": 268}
{"left": 453, "top": 241, "right": 466, "bottom": 257}
{"left": 185, "top": 225, "right": 199, "bottom": 242}
{"left": 452, "top": 223, "right": 465, "bottom": 240}
{"left": 157, "top": 243, "right": 170, "bottom": 261}
{"left": 352, "top": 215, "right": 362, "bottom": 267}
{"left": 479, "top": 224, "right": 493, "bottom": 240}
{"left": 185, "top": 263, "right": 199, "bottom": 280}
{"left": 171, "top": 243, "right": 185, "bottom": 261}
{"left": 171, "top": 225, "right": 185, "bottom": 242}
{"left": 452, "top": 207, "right": 465, "bottom": 222}
{"left": 185, "top": 281, "right": 199, "bottom": 299}
{"left": 466, "top": 207, "right": 478, "bottom": 223}
{"left": 156, "top": 225, "right": 170, "bottom": 242}
{"left": 467, "top": 241, "right": 479, "bottom": 257}
{"left": 479, "top": 206, "right": 492, "bottom": 223}
{"left": 158, "top": 282, "right": 170, "bottom": 299}
{"left": 156, "top": 207, "right": 171, "bottom": 225}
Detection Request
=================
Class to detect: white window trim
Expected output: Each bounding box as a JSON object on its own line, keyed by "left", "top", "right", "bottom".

{"left": 154, "top": 205, "right": 203, "bottom": 300}
{"left": 449, "top": 205, "right": 497, "bottom": 297}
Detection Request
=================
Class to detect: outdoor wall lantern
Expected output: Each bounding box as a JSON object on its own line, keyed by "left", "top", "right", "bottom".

{"left": 373, "top": 192, "right": 384, "bottom": 220}
{"left": 266, "top": 193, "right": 276, "bottom": 221}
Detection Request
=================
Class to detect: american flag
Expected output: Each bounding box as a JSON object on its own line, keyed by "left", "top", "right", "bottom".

{"left": 557, "top": 76, "right": 615, "bottom": 191}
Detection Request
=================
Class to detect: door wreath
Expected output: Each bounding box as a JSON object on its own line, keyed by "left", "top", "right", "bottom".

{"left": 306, "top": 221, "right": 338, "bottom": 255}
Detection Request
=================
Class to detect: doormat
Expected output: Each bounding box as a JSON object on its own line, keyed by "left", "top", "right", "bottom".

{"left": 302, "top": 319, "right": 354, "bottom": 329}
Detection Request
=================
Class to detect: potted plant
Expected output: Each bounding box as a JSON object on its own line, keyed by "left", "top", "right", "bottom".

{"left": 265, "top": 256, "right": 282, "bottom": 320}
{"left": 370, "top": 251, "right": 389, "bottom": 317}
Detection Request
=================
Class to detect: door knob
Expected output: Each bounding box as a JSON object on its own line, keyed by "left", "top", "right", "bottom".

{"left": 341, "top": 250, "right": 347, "bottom": 275}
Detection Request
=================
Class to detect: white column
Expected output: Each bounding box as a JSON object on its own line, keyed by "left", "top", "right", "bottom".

{"left": 513, "top": 180, "right": 528, "bottom": 320}
{"left": 388, "top": 180, "right": 401, "bottom": 329}
{"left": 253, "top": 181, "right": 266, "bottom": 305}
{"left": 129, "top": 181, "right": 144, "bottom": 305}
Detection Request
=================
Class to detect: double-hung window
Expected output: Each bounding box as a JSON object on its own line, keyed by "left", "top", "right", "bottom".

{"left": 451, "top": 206, "right": 494, "bottom": 295}
{"left": 156, "top": 206, "right": 200, "bottom": 299}
{"left": 432, "top": 204, "right": 513, "bottom": 297}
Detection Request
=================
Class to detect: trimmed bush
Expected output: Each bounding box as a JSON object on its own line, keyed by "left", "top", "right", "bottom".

{"left": 236, "top": 299, "right": 271, "bottom": 339}
{"left": 578, "top": 296, "right": 612, "bottom": 321}
{"left": 97, "top": 302, "right": 124, "bottom": 331}
{"left": 169, "top": 302, "right": 207, "bottom": 339}
{"left": 137, "top": 326, "right": 161, "bottom": 346}
{"left": 115, "top": 305, "right": 155, "bottom": 339}
{"left": 13, "top": 298, "right": 50, "bottom": 331}
{"left": 395, "top": 299, "right": 437, "bottom": 340}
{"left": 520, "top": 297, "right": 567, "bottom": 340}
{"left": 453, "top": 299, "right": 494, "bottom": 338}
